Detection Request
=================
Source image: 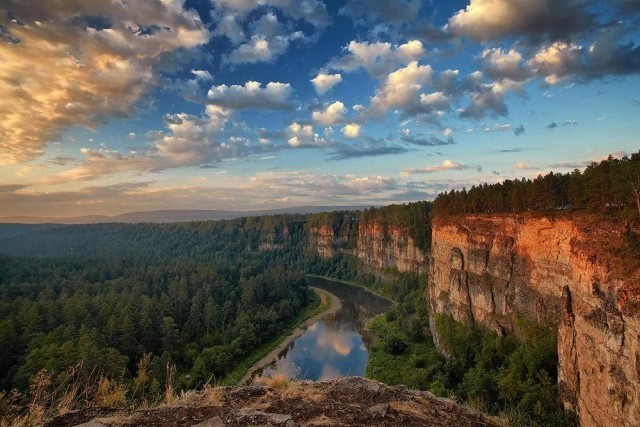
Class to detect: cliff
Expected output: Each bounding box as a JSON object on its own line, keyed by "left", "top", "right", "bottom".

{"left": 429, "top": 214, "right": 640, "bottom": 427}
{"left": 308, "top": 219, "right": 428, "bottom": 274}
{"left": 46, "top": 377, "right": 498, "bottom": 427}
{"left": 356, "top": 219, "right": 428, "bottom": 274}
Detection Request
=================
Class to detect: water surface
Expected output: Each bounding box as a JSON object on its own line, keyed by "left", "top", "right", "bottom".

{"left": 256, "top": 276, "right": 393, "bottom": 381}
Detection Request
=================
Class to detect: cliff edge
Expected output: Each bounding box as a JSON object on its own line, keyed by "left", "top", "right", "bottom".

{"left": 45, "top": 377, "right": 498, "bottom": 427}
{"left": 429, "top": 214, "right": 640, "bottom": 427}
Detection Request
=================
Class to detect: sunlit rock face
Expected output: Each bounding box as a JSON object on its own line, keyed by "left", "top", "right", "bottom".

{"left": 356, "top": 219, "right": 428, "bottom": 274}
{"left": 429, "top": 214, "right": 640, "bottom": 427}
{"left": 308, "top": 219, "right": 428, "bottom": 274}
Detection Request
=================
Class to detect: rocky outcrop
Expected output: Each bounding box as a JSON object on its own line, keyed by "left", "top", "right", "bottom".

{"left": 46, "top": 377, "right": 498, "bottom": 427}
{"left": 356, "top": 219, "right": 428, "bottom": 274}
{"left": 309, "top": 219, "right": 429, "bottom": 274}
{"left": 429, "top": 214, "right": 640, "bottom": 427}
{"left": 307, "top": 224, "right": 343, "bottom": 258}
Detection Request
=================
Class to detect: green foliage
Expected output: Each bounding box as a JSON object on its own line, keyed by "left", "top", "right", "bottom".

{"left": 361, "top": 201, "right": 432, "bottom": 252}
{"left": 0, "top": 216, "right": 314, "bottom": 403}
{"left": 433, "top": 151, "right": 640, "bottom": 218}
{"left": 434, "top": 314, "right": 572, "bottom": 426}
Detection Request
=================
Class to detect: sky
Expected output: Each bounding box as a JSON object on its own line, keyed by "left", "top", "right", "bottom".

{"left": 1, "top": 0, "right": 639, "bottom": 217}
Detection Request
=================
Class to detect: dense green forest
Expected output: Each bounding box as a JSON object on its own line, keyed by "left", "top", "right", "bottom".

{"left": 433, "top": 151, "right": 640, "bottom": 218}
{"left": 0, "top": 216, "right": 316, "bottom": 414}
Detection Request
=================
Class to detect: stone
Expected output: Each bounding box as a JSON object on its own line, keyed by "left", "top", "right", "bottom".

{"left": 237, "top": 408, "right": 293, "bottom": 425}
{"left": 367, "top": 402, "right": 389, "bottom": 417}
{"left": 192, "top": 416, "right": 225, "bottom": 427}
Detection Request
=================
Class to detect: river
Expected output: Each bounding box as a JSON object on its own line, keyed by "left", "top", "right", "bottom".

{"left": 253, "top": 276, "right": 394, "bottom": 382}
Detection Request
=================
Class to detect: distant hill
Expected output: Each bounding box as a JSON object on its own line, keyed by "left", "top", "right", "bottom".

{"left": 0, "top": 206, "right": 369, "bottom": 224}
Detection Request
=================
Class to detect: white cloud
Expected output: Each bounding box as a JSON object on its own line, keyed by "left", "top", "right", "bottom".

{"left": 208, "top": 81, "right": 293, "bottom": 110}
{"left": 311, "top": 73, "right": 343, "bottom": 95}
{"left": 0, "top": 1, "right": 209, "bottom": 164}
{"left": 312, "top": 101, "right": 347, "bottom": 125}
{"left": 370, "top": 61, "right": 433, "bottom": 115}
{"left": 481, "top": 48, "right": 529, "bottom": 81}
{"left": 287, "top": 122, "right": 328, "bottom": 147}
{"left": 330, "top": 40, "right": 425, "bottom": 77}
{"left": 41, "top": 105, "right": 233, "bottom": 183}
{"left": 420, "top": 91, "right": 450, "bottom": 111}
{"left": 342, "top": 123, "right": 361, "bottom": 138}
{"left": 401, "top": 160, "right": 469, "bottom": 176}
{"left": 212, "top": 12, "right": 246, "bottom": 44}
{"left": 225, "top": 32, "right": 304, "bottom": 64}
{"left": 527, "top": 42, "right": 583, "bottom": 85}
{"left": 212, "top": 0, "right": 330, "bottom": 28}
{"left": 191, "top": 69, "right": 214, "bottom": 80}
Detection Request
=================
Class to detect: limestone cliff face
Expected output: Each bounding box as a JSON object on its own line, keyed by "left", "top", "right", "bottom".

{"left": 429, "top": 215, "right": 640, "bottom": 427}
{"left": 308, "top": 224, "right": 343, "bottom": 258}
{"left": 356, "top": 219, "right": 428, "bottom": 274}
{"left": 309, "top": 219, "right": 428, "bottom": 274}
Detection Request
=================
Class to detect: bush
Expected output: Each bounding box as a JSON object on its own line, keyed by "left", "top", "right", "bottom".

{"left": 384, "top": 335, "right": 407, "bottom": 355}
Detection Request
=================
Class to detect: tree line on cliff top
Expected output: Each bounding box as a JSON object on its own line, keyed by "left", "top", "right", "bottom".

{"left": 433, "top": 151, "right": 640, "bottom": 218}
{"left": 306, "top": 200, "right": 432, "bottom": 253}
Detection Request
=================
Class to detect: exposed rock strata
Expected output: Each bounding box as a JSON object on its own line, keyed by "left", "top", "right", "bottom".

{"left": 429, "top": 214, "right": 640, "bottom": 427}
{"left": 309, "top": 219, "right": 428, "bottom": 274}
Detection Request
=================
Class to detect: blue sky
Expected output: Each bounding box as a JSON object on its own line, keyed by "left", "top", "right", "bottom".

{"left": 1, "top": 0, "right": 639, "bottom": 216}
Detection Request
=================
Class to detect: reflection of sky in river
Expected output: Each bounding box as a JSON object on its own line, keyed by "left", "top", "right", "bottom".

{"left": 259, "top": 320, "right": 369, "bottom": 381}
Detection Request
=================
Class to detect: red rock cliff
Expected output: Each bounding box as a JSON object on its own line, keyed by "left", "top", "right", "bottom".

{"left": 429, "top": 214, "right": 640, "bottom": 427}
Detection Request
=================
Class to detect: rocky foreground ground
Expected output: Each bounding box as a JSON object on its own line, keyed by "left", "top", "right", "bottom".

{"left": 45, "top": 377, "right": 499, "bottom": 427}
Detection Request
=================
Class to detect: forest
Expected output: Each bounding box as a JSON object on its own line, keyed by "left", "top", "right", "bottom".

{"left": 0, "top": 216, "right": 316, "bottom": 414}
{"left": 433, "top": 151, "right": 640, "bottom": 218}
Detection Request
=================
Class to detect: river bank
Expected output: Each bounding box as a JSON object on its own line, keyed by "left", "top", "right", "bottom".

{"left": 237, "top": 286, "right": 343, "bottom": 384}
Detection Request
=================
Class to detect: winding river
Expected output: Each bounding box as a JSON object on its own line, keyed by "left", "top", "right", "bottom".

{"left": 253, "top": 276, "right": 394, "bottom": 381}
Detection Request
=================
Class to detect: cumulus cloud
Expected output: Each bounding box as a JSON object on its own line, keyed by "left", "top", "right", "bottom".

{"left": 481, "top": 48, "right": 530, "bottom": 81}
{"left": 37, "top": 105, "right": 269, "bottom": 183}
{"left": 460, "top": 77, "right": 526, "bottom": 119}
{"left": 369, "top": 61, "right": 433, "bottom": 116}
{"left": 212, "top": 0, "right": 329, "bottom": 64}
{"left": 401, "top": 160, "right": 469, "bottom": 176}
{"left": 420, "top": 92, "right": 451, "bottom": 111}
{"left": 312, "top": 101, "right": 347, "bottom": 125}
{"left": 448, "top": 0, "right": 594, "bottom": 42}
{"left": 330, "top": 40, "right": 425, "bottom": 77}
{"left": 311, "top": 73, "right": 342, "bottom": 95}
{"left": 342, "top": 123, "right": 361, "bottom": 138}
{"left": 0, "top": 0, "right": 209, "bottom": 164}
{"left": 286, "top": 122, "right": 330, "bottom": 147}
{"left": 211, "top": 0, "right": 330, "bottom": 28}
{"left": 525, "top": 26, "right": 640, "bottom": 84}
{"left": 208, "top": 81, "right": 293, "bottom": 110}
{"left": 225, "top": 32, "right": 304, "bottom": 64}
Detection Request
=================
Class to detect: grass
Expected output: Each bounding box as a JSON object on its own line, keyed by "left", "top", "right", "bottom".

{"left": 220, "top": 288, "right": 332, "bottom": 386}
